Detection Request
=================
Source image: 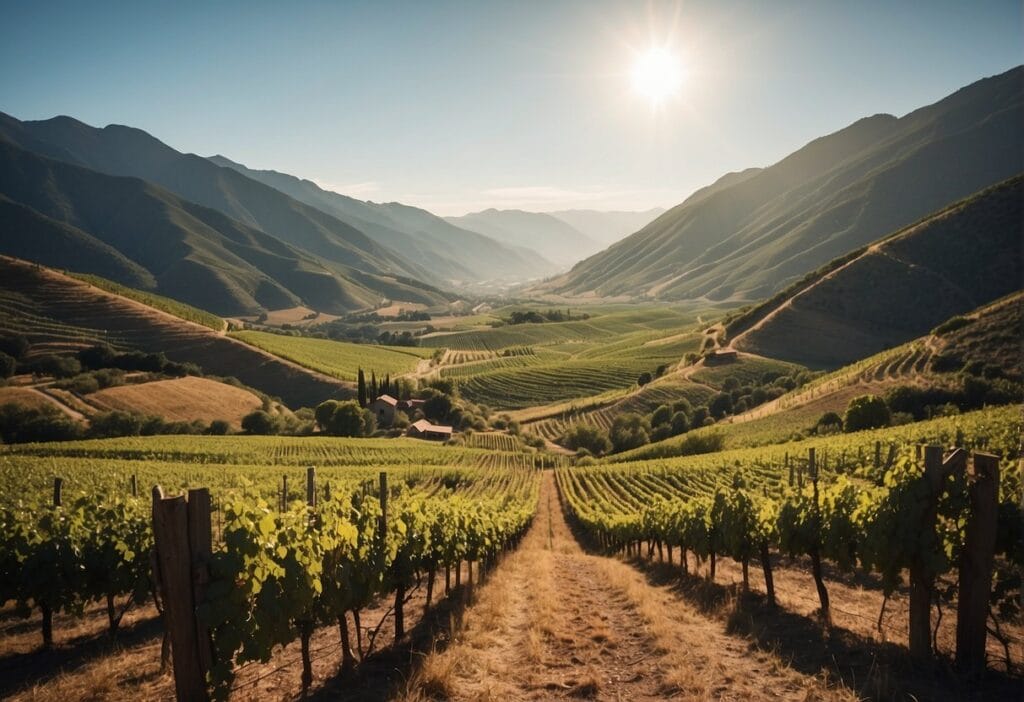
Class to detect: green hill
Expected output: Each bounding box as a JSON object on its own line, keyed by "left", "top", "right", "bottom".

{"left": 540, "top": 66, "right": 1023, "bottom": 302}
{"left": 730, "top": 176, "right": 1023, "bottom": 368}
{"left": 0, "top": 140, "right": 447, "bottom": 315}
{"left": 0, "top": 111, "right": 451, "bottom": 299}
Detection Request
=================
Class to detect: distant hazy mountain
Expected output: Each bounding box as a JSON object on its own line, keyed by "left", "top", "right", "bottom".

{"left": 546, "top": 208, "right": 665, "bottom": 247}
{"left": 207, "top": 155, "right": 556, "bottom": 283}
{"left": 445, "top": 209, "right": 600, "bottom": 267}
{"left": 540, "top": 66, "right": 1024, "bottom": 302}
{"left": 0, "top": 140, "right": 448, "bottom": 315}
{"left": 0, "top": 112, "right": 444, "bottom": 288}
{"left": 730, "top": 175, "right": 1024, "bottom": 369}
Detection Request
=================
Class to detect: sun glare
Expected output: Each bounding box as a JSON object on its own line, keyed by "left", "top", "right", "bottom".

{"left": 631, "top": 47, "right": 684, "bottom": 105}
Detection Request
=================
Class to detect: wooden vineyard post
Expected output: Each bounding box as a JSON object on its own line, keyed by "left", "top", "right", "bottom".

{"left": 281, "top": 476, "right": 288, "bottom": 512}
{"left": 306, "top": 466, "right": 316, "bottom": 509}
{"left": 807, "top": 448, "right": 830, "bottom": 626}
{"left": 956, "top": 453, "right": 1000, "bottom": 674}
{"left": 40, "top": 477, "right": 64, "bottom": 648}
{"left": 131, "top": 473, "right": 138, "bottom": 498}
{"left": 786, "top": 453, "right": 792, "bottom": 487}
{"left": 908, "top": 446, "right": 966, "bottom": 664}
{"left": 874, "top": 441, "right": 881, "bottom": 471}
{"left": 152, "top": 487, "right": 212, "bottom": 701}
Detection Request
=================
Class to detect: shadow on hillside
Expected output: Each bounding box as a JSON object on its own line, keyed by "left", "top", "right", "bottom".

{"left": 0, "top": 612, "right": 164, "bottom": 698}
{"left": 630, "top": 558, "right": 1020, "bottom": 702}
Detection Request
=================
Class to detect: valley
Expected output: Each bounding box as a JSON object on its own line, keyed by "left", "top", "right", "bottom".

{"left": 0, "top": 20, "right": 1021, "bottom": 702}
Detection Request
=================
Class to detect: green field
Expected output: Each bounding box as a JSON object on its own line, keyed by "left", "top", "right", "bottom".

{"left": 0, "top": 434, "right": 536, "bottom": 506}
{"left": 230, "top": 330, "right": 435, "bottom": 380}
{"left": 70, "top": 272, "right": 225, "bottom": 331}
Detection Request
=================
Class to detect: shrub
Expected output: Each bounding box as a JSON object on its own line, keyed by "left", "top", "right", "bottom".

{"left": 708, "top": 392, "right": 733, "bottom": 419}
{"left": 0, "top": 351, "right": 15, "bottom": 379}
{"left": 561, "top": 423, "right": 612, "bottom": 456}
{"left": 690, "top": 406, "right": 709, "bottom": 426}
{"left": 242, "top": 410, "right": 280, "bottom": 435}
{"left": 0, "top": 334, "right": 30, "bottom": 359}
{"left": 816, "top": 411, "right": 843, "bottom": 432}
{"left": 669, "top": 411, "right": 689, "bottom": 436}
{"left": 843, "top": 395, "right": 890, "bottom": 432}
{"left": 637, "top": 372, "right": 653, "bottom": 386}
{"left": 651, "top": 404, "right": 672, "bottom": 427}
{"left": 675, "top": 432, "right": 725, "bottom": 456}
{"left": 610, "top": 413, "right": 650, "bottom": 452}
{"left": 90, "top": 411, "right": 143, "bottom": 438}
{"left": 23, "top": 354, "right": 81, "bottom": 378}
{"left": 0, "top": 403, "right": 82, "bottom": 443}
{"left": 319, "top": 400, "right": 374, "bottom": 437}
{"left": 208, "top": 419, "right": 231, "bottom": 435}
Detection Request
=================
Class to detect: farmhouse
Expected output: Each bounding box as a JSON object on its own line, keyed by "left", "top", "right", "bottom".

{"left": 368, "top": 394, "right": 398, "bottom": 425}
{"left": 704, "top": 347, "right": 739, "bottom": 365}
{"left": 406, "top": 419, "right": 453, "bottom": 441}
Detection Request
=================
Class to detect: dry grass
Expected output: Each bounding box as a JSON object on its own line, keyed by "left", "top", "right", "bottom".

{"left": 397, "top": 473, "right": 860, "bottom": 702}
{"left": 87, "top": 376, "right": 263, "bottom": 428}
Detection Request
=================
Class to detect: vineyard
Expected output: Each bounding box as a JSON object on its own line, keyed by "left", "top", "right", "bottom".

{"left": 69, "top": 273, "right": 227, "bottom": 332}
{"left": 228, "top": 331, "right": 434, "bottom": 381}
{"left": 0, "top": 437, "right": 540, "bottom": 699}
{"left": 558, "top": 445, "right": 1021, "bottom": 674}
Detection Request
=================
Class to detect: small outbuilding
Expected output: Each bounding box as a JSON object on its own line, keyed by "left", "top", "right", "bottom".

{"left": 406, "top": 419, "right": 453, "bottom": 441}
{"left": 704, "top": 348, "right": 739, "bottom": 365}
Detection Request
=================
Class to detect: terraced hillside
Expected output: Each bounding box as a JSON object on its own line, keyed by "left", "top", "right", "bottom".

{"left": 730, "top": 176, "right": 1024, "bottom": 368}
{"left": 0, "top": 256, "right": 352, "bottom": 407}
{"left": 418, "top": 305, "right": 715, "bottom": 411}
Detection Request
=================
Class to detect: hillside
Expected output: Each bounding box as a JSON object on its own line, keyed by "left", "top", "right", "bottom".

{"left": 546, "top": 207, "right": 666, "bottom": 246}
{"left": 541, "top": 66, "right": 1024, "bottom": 301}
{"left": 730, "top": 176, "right": 1024, "bottom": 368}
{"left": 0, "top": 111, "right": 451, "bottom": 299}
{"left": 446, "top": 208, "right": 601, "bottom": 267}
{"left": 0, "top": 256, "right": 352, "bottom": 407}
{"left": 0, "top": 140, "right": 450, "bottom": 315}
{"left": 207, "top": 155, "right": 555, "bottom": 284}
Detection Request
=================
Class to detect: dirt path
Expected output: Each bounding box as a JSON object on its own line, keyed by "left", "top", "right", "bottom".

{"left": 398, "top": 472, "right": 852, "bottom": 702}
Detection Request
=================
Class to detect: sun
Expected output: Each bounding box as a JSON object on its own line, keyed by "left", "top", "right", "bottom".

{"left": 631, "top": 47, "right": 684, "bottom": 105}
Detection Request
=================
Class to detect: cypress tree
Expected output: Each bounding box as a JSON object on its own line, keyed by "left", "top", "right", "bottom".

{"left": 357, "top": 368, "right": 367, "bottom": 407}
{"left": 370, "top": 371, "right": 378, "bottom": 402}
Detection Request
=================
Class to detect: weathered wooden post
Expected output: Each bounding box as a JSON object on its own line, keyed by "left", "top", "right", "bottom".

{"left": 52, "top": 476, "right": 63, "bottom": 507}
{"left": 281, "top": 475, "right": 288, "bottom": 512}
{"left": 130, "top": 473, "right": 138, "bottom": 498}
{"left": 152, "top": 486, "right": 211, "bottom": 701}
{"left": 874, "top": 441, "right": 881, "bottom": 471}
{"left": 306, "top": 466, "right": 316, "bottom": 509}
{"left": 807, "top": 448, "right": 830, "bottom": 625}
{"left": 956, "top": 453, "right": 1000, "bottom": 674}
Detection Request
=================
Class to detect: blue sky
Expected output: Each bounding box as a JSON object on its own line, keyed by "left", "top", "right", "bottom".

{"left": 1, "top": 1, "right": 1021, "bottom": 214}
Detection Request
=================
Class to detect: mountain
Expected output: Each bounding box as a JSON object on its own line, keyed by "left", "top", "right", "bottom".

{"left": 540, "top": 66, "right": 1024, "bottom": 301}
{"left": 206, "top": 155, "right": 556, "bottom": 283}
{"left": 0, "top": 139, "right": 448, "bottom": 315}
{"left": 0, "top": 111, "right": 450, "bottom": 293}
{"left": 445, "top": 209, "right": 602, "bottom": 267}
{"left": 546, "top": 208, "right": 666, "bottom": 247}
{"left": 729, "top": 175, "right": 1024, "bottom": 369}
